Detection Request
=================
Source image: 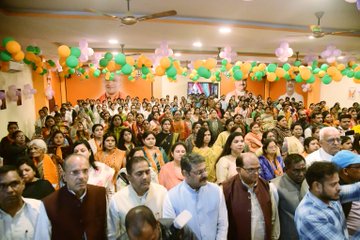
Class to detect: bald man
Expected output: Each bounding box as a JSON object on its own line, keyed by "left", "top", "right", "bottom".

{"left": 34, "top": 154, "right": 107, "bottom": 240}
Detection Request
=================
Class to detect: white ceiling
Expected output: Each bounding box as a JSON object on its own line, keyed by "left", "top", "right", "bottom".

{"left": 0, "top": 0, "right": 360, "bottom": 63}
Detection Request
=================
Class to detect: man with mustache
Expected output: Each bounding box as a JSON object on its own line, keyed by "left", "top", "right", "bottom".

{"left": 0, "top": 165, "right": 42, "bottom": 239}
{"left": 295, "top": 161, "right": 360, "bottom": 240}
{"left": 34, "top": 154, "right": 107, "bottom": 240}
{"left": 222, "top": 152, "right": 279, "bottom": 240}
{"left": 163, "top": 153, "right": 228, "bottom": 240}
{"left": 108, "top": 156, "right": 167, "bottom": 240}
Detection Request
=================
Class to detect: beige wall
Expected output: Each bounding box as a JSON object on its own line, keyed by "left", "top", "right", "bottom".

{"left": 0, "top": 66, "right": 36, "bottom": 138}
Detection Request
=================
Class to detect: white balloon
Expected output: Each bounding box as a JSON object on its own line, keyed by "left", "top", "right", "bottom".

{"left": 326, "top": 56, "right": 336, "bottom": 63}
{"left": 287, "top": 48, "right": 294, "bottom": 57}
{"left": 280, "top": 42, "right": 289, "bottom": 49}
{"left": 87, "top": 48, "right": 94, "bottom": 56}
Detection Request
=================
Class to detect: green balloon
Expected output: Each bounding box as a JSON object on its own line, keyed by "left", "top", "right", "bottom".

{"left": 66, "top": 56, "right": 79, "bottom": 68}
{"left": 255, "top": 71, "right": 263, "bottom": 80}
{"left": 85, "top": 75, "right": 89, "bottom": 79}
{"left": 283, "top": 73, "right": 290, "bottom": 80}
{"left": 2, "top": 37, "right": 14, "bottom": 47}
{"left": 352, "top": 64, "right": 359, "bottom": 70}
{"left": 166, "top": 66, "right": 177, "bottom": 78}
{"left": 70, "top": 47, "right": 81, "bottom": 58}
{"left": 233, "top": 70, "right": 243, "bottom": 80}
{"left": 34, "top": 47, "right": 41, "bottom": 55}
{"left": 122, "top": 64, "right": 133, "bottom": 75}
{"left": 104, "top": 52, "right": 113, "bottom": 61}
{"left": 232, "top": 65, "right": 240, "bottom": 71}
{"left": 347, "top": 71, "right": 354, "bottom": 78}
{"left": 311, "top": 61, "right": 318, "bottom": 70}
{"left": 41, "top": 69, "right": 48, "bottom": 75}
{"left": 141, "top": 66, "right": 150, "bottom": 75}
{"left": 220, "top": 66, "right": 226, "bottom": 72}
{"left": 93, "top": 69, "right": 101, "bottom": 77}
{"left": 267, "top": 63, "right": 277, "bottom": 73}
{"left": 294, "top": 60, "right": 301, "bottom": 67}
{"left": 68, "top": 68, "right": 76, "bottom": 74}
{"left": 182, "top": 72, "right": 188, "bottom": 76}
{"left": 192, "top": 75, "right": 199, "bottom": 81}
{"left": 221, "top": 59, "right": 228, "bottom": 65}
{"left": 26, "top": 45, "right": 35, "bottom": 53}
{"left": 322, "top": 74, "right": 332, "bottom": 84}
{"left": 47, "top": 60, "right": 56, "bottom": 67}
{"left": 306, "top": 75, "right": 315, "bottom": 84}
{"left": 320, "top": 64, "right": 329, "bottom": 71}
{"left": 313, "top": 68, "right": 321, "bottom": 74}
{"left": 102, "top": 69, "right": 108, "bottom": 74}
{"left": 23, "top": 58, "right": 31, "bottom": 65}
{"left": 197, "top": 66, "right": 208, "bottom": 77}
{"left": 295, "top": 74, "right": 303, "bottom": 83}
{"left": 251, "top": 61, "right": 257, "bottom": 67}
{"left": 341, "top": 69, "right": 348, "bottom": 76}
{"left": 114, "top": 53, "right": 126, "bottom": 66}
{"left": 0, "top": 51, "right": 12, "bottom": 62}
{"left": 116, "top": 70, "right": 122, "bottom": 75}
{"left": 109, "top": 72, "right": 115, "bottom": 81}
{"left": 283, "top": 63, "right": 291, "bottom": 71}
{"left": 78, "top": 68, "right": 85, "bottom": 74}
{"left": 99, "top": 58, "right": 109, "bottom": 68}
{"left": 354, "top": 71, "right": 360, "bottom": 80}
{"left": 128, "top": 76, "right": 134, "bottom": 80}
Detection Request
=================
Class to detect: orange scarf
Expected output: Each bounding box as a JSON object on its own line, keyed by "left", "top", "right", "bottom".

{"left": 143, "top": 146, "right": 165, "bottom": 173}
{"left": 55, "top": 146, "right": 63, "bottom": 159}
{"left": 266, "top": 156, "right": 283, "bottom": 177}
{"left": 42, "top": 154, "right": 60, "bottom": 190}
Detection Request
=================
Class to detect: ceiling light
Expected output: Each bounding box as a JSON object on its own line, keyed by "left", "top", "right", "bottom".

{"left": 112, "top": 52, "right": 118, "bottom": 55}
{"left": 174, "top": 52, "right": 182, "bottom": 57}
{"left": 193, "top": 41, "right": 202, "bottom": 47}
{"left": 108, "top": 39, "right": 119, "bottom": 44}
{"left": 219, "top": 27, "right": 232, "bottom": 34}
{"left": 308, "top": 35, "right": 315, "bottom": 40}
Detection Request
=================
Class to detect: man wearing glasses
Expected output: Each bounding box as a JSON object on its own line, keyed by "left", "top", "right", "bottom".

{"left": 0, "top": 165, "right": 42, "bottom": 239}
{"left": 332, "top": 150, "right": 360, "bottom": 237}
{"left": 163, "top": 153, "right": 228, "bottom": 240}
{"left": 222, "top": 152, "right": 279, "bottom": 240}
{"left": 270, "top": 154, "right": 308, "bottom": 239}
{"left": 305, "top": 127, "right": 341, "bottom": 167}
{"left": 34, "top": 154, "right": 107, "bottom": 240}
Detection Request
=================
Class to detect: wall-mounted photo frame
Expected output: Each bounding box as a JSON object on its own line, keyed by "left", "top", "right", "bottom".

{"left": 0, "top": 90, "right": 6, "bottom": 110}
{"left": 17, "top": 88, "right": 22, "bottom": 106}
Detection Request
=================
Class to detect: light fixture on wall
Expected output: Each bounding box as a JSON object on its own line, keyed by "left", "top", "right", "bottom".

{"left": 219, "top": 27, "right": 232, "bottom": 34}
{"left": 193, "top": 41, "right": 202, "bottom": 47}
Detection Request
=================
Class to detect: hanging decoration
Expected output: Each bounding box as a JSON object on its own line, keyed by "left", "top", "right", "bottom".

{"left": 153, "top": 41, "right": 173, "bottom": 66}
{"left": 275, "top": 42, "right": 294, "bottom": 63}
{"left": 7, "top": 85, "right": 20, "bottom": 102}
{"left": 321, "top": 45, "right": 342, "bottom": 63}
{"left": 23, "top": 84, "right": 37, "bottom": 99}
{"left": 219, "top": 46, "right": 237, "bottom": 63}
{"left": 0, "top": 37, "right": 24, "bottom": 62}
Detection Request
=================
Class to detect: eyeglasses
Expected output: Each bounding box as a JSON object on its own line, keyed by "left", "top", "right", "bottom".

{"left": 190, "top": 168, "right": 207, "bottom": 176}
{"left": 325, "top": 138, "right": 341, "bottom": 144}
{"left": 67, "top": 169, "right": 89, "bottom": 177}
{"left": 240, "top": 167, "right": 261, "bottom": 174}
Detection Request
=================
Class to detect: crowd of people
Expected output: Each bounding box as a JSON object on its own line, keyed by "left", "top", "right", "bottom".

{"left": 0, "top": 90, "right": 360, "bottom": 239}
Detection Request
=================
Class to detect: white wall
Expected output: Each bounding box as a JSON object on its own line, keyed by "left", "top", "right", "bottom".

{"left": 153, "top": 75, "right": 220, "bottom": 99}
{"left": 320, "top": 76, "right": 360, "bottom": 108}
{"left": 0, "top": 66, "right": 36, "bottom": 138}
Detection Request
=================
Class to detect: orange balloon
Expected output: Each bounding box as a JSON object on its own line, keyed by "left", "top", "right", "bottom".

{"left": 155, "top": 66, "right": 165, "bottom": 76}
{"left": 25, "top": 52, "right": 36, "bottom": 62}
{"left": 59, "top": 57, "right": 67, "bottom": 67}
{"left": 226, "top": 63, "right": 232, "bottom": 70}
{"left": 35, "top": 67, "right": 43, "bottom": 74}
{"left": 13, "top": 51, "right": 24, "bottom": 62}
{"left": 333, "top": 72, "right": 343, "bottom": 82}
{"left": 275, "top": 68, "right": 285, "bottom": 78}
{"left": 107, "top": 60, "right": 116, "bottom": 72}
{"left": 354, "top": 66, "right": 360, "bottom": 72}
{"left": 300, "top": 68, "right": 311, "bottom": 80}
{"left": 126, "top": 56, "right": 135, "bottom": 66}
{"left": 258, "top": 63, "right": 266, "bottom": 71}
{"left": 337, "top": 64, "right": 345, "bottom": 71}
{"left": 327, "top": 66, "right": 337, "bottom": 76}
{"left": 205, "top": 58, "right": 217, "bottom": 69}
{"left": 160, "top": 57, "right": 171, "bottom": 69}
{"left": 6, "top": 41, "right": 21, "bottom": 54}
{"left": 144, "top": 59, "right": 152, "bottom": 68}
{"left": 58, "top": 45, "right": 70, "bottom": 58}
{"left": 193, "top": 60, "right": 204, "bottom": 69}
{"left": 267, "top": 72, "right": 276, "bottom": 82}
{"left": 242, "top": 62, "right": 252, "bottom": 73}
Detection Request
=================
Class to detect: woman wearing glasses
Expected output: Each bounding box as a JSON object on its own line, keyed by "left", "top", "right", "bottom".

{"left": 259, "top": 139, "right": 284, "bottom": 181}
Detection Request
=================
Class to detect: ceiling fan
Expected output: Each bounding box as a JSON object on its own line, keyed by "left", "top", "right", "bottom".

{"left": 87, "top": 0, "right": 177, "bottom": 26}
{"left": 119, "top": 44, "right": 140, "bottom": 56}
{"left": 309, "top": 11, "right": 355, "bottom": 38}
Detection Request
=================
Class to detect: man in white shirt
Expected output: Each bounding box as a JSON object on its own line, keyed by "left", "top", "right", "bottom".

{"left": 108, "top": 156, "right": 167, "bottom": 240}
{"left": 0, "top": 165, "right": 41, "bottom": 240}
{"left": 278, "top": 79, "right": 304, "bottom": 103}
{"left": 306, "top": 127, "right": 341, "bottom": 166}
{"left": 163, "top": 153, "right": 228, "bottom": 240}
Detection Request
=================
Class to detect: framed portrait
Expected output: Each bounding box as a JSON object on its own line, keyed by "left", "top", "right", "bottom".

{"left": 0, "top": 90, "right": 6, "bottom": 110}
{"left": 17, "top": 88, "right": 22, "bottom": 106}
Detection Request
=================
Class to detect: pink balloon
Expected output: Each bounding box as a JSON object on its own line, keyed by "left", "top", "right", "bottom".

{"left": 79, "top": 39, "right": 88, "bottom": 49}
{"left": 326, "top": 56, "right": 336, "bottom": 63}
{"left": 280, "top": 42, "right": 289, "bottom": 49}
{"left": 275, "top": 48, "right": 284, "bottom": 57}
{"left": 219, "top": 52, "right": 226, "bottom": 58}
{"left": 333, "top": 49, "right": 342, "bottom": 57}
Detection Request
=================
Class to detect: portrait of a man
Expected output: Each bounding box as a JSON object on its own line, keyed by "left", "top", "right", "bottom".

{"left": 278, "top": 79, "right": 304, "bottom": 102}
{"left": 98, "top": 74, "right": 125, "bottom": 102}
{"left": 225, "top": 79, "right": 247, "bottom": 102}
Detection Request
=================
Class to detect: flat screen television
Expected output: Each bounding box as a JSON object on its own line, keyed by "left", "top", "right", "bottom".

{"left": 187, "top": 82, "right": 219, "bottom": 97}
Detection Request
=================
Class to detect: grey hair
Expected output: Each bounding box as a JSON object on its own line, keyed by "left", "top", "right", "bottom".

{"left": 319, "top": 127, "right": 338, "bottom": 141}
{"left": 28, "top": 139, "right": 48, "bottom": 153}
